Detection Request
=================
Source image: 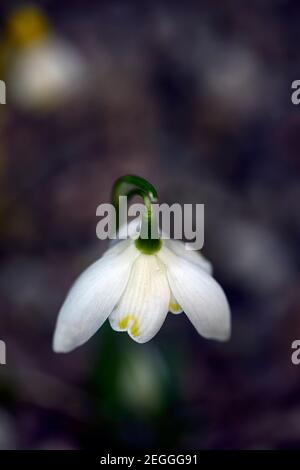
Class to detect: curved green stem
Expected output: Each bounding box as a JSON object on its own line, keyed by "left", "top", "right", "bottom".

{"left": 111, "top": 175, "right": 161, "bottom": 254}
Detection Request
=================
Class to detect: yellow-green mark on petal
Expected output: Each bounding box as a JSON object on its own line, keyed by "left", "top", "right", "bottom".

{"left": 169, "top": 302, "right": 183, "bottom": 314}
{"left": 118, "top": 315, "right": 139, "bottom": 337}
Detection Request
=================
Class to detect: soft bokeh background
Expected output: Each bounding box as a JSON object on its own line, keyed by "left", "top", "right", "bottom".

{"left": 0, "top": 0, "right": 300, "bottom": 450}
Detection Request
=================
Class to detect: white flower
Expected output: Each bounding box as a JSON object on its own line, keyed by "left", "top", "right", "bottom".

{"left": 53, "top": 225, "right": 231, "bottom": 353}
{"left": 9, "top": 38, "right": 86, "bottom": 111}
{"left": 6, "top": 6, "right": 86, "bottom": 111}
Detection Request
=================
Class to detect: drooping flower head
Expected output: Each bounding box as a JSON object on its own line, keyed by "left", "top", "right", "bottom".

{"left": 53, "top": 175, "right": 231, "bottom": 352}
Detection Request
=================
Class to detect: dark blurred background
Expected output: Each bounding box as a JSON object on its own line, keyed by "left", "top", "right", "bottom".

{"left": 0, "top": 0, "right": 300, "bottom": 450}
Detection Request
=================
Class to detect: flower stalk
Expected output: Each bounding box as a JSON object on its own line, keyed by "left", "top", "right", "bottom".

{"left": 111, "top": 175, "right": 161, "bottom": 254}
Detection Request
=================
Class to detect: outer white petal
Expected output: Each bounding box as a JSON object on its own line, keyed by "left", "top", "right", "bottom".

{"left": 164, "top": 239, "right": 213, "bottom": 274}
{"left": 103, "top": 238, "right": 132, "bottom": 258}
{"left": 158, "top": 246, "right": 231, "bottom": 341}
{"left": 109, "top": 254, "right": 170, "bottom": 343}
{"left": 53, "top": 241, "right": 139, "bottom": 353}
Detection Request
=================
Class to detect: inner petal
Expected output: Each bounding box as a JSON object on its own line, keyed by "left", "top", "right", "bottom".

{"left": 109, "top": 254, "right": 170, "bottom": 343}
{"left": 169, "top": 291, "right": 183, "bottom": 314}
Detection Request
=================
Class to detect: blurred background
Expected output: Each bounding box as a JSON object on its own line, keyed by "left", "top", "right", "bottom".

{"left": 0, "top": 0, "right": 300, "bottom": 450}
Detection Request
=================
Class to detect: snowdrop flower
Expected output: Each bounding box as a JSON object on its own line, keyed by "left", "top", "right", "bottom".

{"left": 6, "top": 6, "right": 86, "bottom": 111}
{"left": 53, "top": 176, "right": 230, "bottom": 353}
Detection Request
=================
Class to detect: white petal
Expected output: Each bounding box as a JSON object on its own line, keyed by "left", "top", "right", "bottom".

{"left": 53, "top": 241, "right": 139, "bottom": 353}
{"left": 103, "top": 238, "right": 132, "bottom": 258}
{"left": 158, "top": 246, "right": 231, "bottom": 341}
{"left": 164, "top": 239, "right": 213, "bottom": 274}
{"left": 109, "top": 254, "right": 170, "bottom": 343}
